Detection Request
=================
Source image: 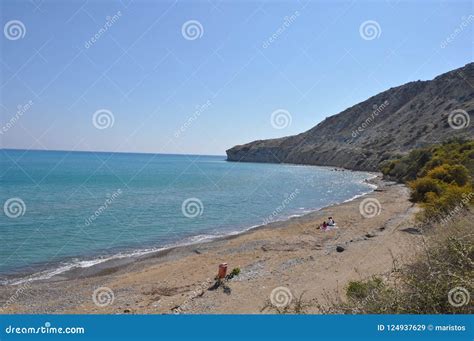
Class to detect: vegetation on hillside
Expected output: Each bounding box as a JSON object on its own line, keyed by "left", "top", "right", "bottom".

{"left": 381, "top": 139, "right": 474, "bottom": 223}
{"left": 381, "top": 139, "right": 474, "bottom": 182}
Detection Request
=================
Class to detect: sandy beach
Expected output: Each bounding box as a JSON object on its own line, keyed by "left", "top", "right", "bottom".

{"left": 0, "top": 176, "right": 424, "bottom": 314}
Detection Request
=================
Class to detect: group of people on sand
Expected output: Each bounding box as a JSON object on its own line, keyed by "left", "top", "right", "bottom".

{"left": 319, "top": 217, "right": 336, "bottom": 230}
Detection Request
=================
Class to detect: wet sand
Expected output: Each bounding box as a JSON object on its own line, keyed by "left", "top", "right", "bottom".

{"left": 0, "top": 176, "right": 424, "bottom": 314}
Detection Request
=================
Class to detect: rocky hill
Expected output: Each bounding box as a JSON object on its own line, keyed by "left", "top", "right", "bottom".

{"left": 226, "top": 63, "right": 474, "bottom": 171}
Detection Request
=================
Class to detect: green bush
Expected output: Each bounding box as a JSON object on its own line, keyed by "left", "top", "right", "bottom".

{"left": 347, "top": 277, "right": 383, "bottom": 300}
{"left": 225, "top": 267, "right": 241, "bottom": 280}
{"left": 409, "top": 178, "right": 443, "bottom": 203}
{"left": 422, "top": 157, "right": 444, "bottom": 175}
{"left": 389, "top": 141, "right": 474, "bottom": 224}
{"left": 381, "top": 139, "right": 474, "bottom": 184}
{"left": 427, "top": 164, "right": 470, "bottom": 186}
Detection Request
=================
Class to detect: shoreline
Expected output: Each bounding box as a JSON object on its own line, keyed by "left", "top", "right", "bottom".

{"left": 0, "top": 175, "right": 424, "bottom": 314}
{"left": 1, "top": 172, "right": 380, "bottom": 287}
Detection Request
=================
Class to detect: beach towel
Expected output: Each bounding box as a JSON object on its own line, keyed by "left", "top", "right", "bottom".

{"left": 323, "top": 224, "right": 338, "bottom": 231}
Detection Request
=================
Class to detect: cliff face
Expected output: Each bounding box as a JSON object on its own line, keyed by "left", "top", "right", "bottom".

{"left": 226, "top": 63, "right": 474, "bottom": 171}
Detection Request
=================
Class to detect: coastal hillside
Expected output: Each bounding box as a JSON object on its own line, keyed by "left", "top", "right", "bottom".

{"left": 226, "top": 63, "right": 474, "bottom": 171}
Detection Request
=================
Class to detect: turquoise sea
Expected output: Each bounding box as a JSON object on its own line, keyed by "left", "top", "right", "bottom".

{"left": 0, "top": 149, "right": 375, "bottom": 284}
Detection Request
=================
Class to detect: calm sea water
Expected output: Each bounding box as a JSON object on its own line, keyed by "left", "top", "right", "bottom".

{"left": 0, "top": 149, "right": 374, "bottom": 283}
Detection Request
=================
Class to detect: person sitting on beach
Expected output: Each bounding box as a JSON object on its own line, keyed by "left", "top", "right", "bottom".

{"left": 321, "top": 221, "right": 328, "bottom": 230}
{"left": 328, "top": 217, "right": 335, "bottom": 226}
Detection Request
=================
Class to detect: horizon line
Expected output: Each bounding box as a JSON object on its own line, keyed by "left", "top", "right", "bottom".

{"left": 2, "top": 148, "right": 227, "bottom": 158}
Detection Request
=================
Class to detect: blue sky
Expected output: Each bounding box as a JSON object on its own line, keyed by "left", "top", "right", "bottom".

{"left": 1, "top": 0, "right": 472, "bottom": 155}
